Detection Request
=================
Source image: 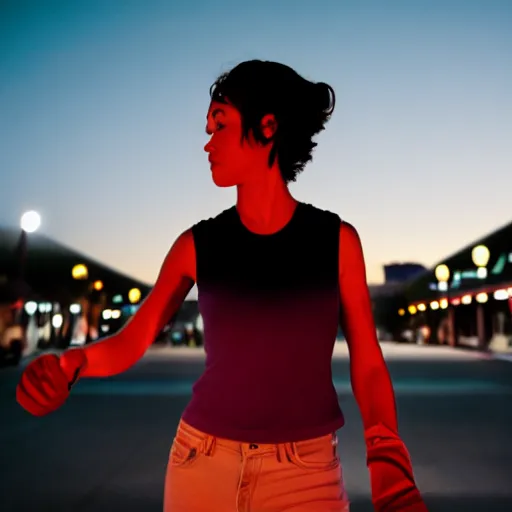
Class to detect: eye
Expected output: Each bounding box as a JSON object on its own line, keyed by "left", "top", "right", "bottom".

{"left": 215, "top": 122, "right": 225, "bottom": 131}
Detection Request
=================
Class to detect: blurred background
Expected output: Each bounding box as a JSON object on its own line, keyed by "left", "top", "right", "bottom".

{"left": 1, "top": 1, "right": 511, "bottom": 511}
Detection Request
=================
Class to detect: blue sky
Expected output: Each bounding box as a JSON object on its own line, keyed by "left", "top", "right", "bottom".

{"left": 1, "top": 0, "right": 511, "bottom": 294}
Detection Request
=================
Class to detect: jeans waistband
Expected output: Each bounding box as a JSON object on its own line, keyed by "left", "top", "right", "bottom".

{"left": 175, "top": 419, "right": 338, "bottom": 462}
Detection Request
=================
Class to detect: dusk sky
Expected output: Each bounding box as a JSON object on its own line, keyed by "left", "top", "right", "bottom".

{"left": 1, "top": 0, "right": 511, "bottom": 298}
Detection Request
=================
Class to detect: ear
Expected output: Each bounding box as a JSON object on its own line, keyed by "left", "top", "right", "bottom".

{"left": 260, "top": 114, "right": 277, "bottom": 140}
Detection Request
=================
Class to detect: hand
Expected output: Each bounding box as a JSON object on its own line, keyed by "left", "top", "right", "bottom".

{"left": 368, "top": 459, "right": 428, "bottom": 511}
{"left": 365, "top": 424, "right": 428, "bottom": 511}
{"left": 16, "top": 349, "right": 87, "bottom": 416}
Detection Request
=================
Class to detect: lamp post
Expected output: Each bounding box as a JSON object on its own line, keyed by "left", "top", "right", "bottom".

{"left": 471, "top": 245, "right": 490, "bottom": 349}
{"left": 472, "top": 245, "right": 490, "bottom": 279}
{"left": 434, "top": 264, "right": 454, "bottom": 346}
{"left": 13, "top": 211, "right": 41, "bottom": 322}
{"left": 434, "top": 264, "right": 450, "bottom": 292}
{"left": 68, "top": 264, "right": 89, "bottom": 345}
{"left": 89, "top": 280, "right": 105, "bottom": 342}
{"left": 18, "top": 210, "right": 41, "bottom": 280}
{"left": 71, "top": 269, "right": 104, "bottom": 343}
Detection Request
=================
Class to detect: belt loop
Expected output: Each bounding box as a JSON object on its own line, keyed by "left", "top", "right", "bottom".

{"left": 204, "top": 435, "right": 216, "bottom": 457}
{"left": 275, "top": 444, "right": 282, "bottom": 463}
{"left": 284, "top": 443, "right": 293, "bottom": 462}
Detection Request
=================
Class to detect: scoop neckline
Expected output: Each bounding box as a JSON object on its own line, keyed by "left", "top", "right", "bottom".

{"left": 232, "top": 201, "right": 303, "bottom": 237}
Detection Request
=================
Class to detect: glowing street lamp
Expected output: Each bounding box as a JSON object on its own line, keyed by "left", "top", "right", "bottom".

{"left": 72, "top": 264, "right": 89, "bottom": 280}
{"left": 21, "top": 211, "right": 41, "bottom": 233}
{"left": 17, "top": 210, "right": 42, "bottom": 277}
{"left": 14, "top": 211, "right": 42, "bottom": 320}
{"left": 434, "top": 263, "right": 454, "bottom": 346}
{"left": 471, "top": 245, "right": 490, "bottom": 348}
{"left": 434, "top": 264, "right": 450, "bottom": 292}
{"left": 128, "top": 288, "right": 141, "bottom": 304}
{"left": 471, "top": 245, "right": 490, "bottom": 279}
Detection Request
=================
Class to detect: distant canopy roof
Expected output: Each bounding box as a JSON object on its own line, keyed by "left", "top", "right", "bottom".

{"left": 404, "top": 220, "right": 512, "bottom": 303}
{"left": 0, "top": 226, "right": 152, "bottom": 304}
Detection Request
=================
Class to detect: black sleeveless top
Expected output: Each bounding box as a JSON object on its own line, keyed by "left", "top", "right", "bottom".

{"left": 181, "top": 202, "right": 345, "bottom": 443}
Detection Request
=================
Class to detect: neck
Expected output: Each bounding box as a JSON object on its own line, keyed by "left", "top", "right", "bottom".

{"left": 235, "top": 167, "right": 297, "bottom": 235}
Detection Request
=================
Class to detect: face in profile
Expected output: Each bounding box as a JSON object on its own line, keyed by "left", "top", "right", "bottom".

{"left": 204, "top": 100, "right": 276, "bottom": 188}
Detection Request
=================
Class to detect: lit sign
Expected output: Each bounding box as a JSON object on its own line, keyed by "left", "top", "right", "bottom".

{"left": 450, "top": 270, "right": 480, "bottom": 288}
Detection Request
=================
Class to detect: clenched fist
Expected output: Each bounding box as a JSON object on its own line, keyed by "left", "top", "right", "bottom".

{"left": 365, "top": 423, "right": 428, "bottom": 511}
{"left": 16, "top": 349, "right": 87, "bottom": 416}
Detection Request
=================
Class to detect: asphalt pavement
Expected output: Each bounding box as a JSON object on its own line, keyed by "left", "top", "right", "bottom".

{"left": 1, "top": 342, "right": 511, "bottom": 512}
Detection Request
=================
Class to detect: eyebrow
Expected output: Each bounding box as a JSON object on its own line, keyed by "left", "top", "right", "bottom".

{"left": 205, "top": 108, "right": 225, "bottom": 134}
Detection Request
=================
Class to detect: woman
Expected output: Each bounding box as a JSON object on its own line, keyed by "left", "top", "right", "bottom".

{"left": 17, "top": 60, "right": 427, "bottom": 512}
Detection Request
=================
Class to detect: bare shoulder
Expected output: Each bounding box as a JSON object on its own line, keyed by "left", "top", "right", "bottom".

{"left": 160, "top": 227, "right": 197, "bottom": 282}
{"left": 118, "top": 228, "right": 196, "bottom": 349}
{"left": 339, "top": 220, "right": 363, "bottom": 248}
{"left": 162, "top": 209, "right": 231, "bottom": 282}
{"left": 338, "top": 221, "right": 367, "bottom": 278}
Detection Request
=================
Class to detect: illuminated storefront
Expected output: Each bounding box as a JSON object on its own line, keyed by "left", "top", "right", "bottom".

{"left": 401, "top": 221, "right": 512, "bottom": 351}
{"left": 0, "top": 225, "right": 152, "bottom": 357}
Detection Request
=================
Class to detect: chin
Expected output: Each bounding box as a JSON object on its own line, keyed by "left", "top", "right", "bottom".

{"left": 211, "top": 170, "right": 237, "bottom": 188}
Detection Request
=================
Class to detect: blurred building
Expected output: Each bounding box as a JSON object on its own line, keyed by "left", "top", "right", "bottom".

{"left": 399, "top": 220, "right": 512, "bottom": 350}
{"left": 384, "top": 263, "right": 426, "bottom": 283}
{"left": 0, "top": 225, "right": 151, "bottom": 305}
{"left": 369, "top": 262, "right": 427, "bottom": 340}
{"left": 0, "top": 225, "right": 152, "bottom": 359}
{"left": 156, "top": 299, "right": 203, "bottom": 347}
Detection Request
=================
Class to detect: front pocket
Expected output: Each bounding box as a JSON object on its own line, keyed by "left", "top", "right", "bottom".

{"left": 169, "top": 436, "right": 202, "bottom": 468}
{"left": 289, "top": 434, "right": 340, "bottom": 470}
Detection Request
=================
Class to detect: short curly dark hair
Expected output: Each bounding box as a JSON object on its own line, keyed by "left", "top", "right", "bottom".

{"left": 209, "top": 60, "right": 335, "bottom": 184}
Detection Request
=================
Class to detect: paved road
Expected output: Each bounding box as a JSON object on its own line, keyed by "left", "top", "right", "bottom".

{"left": 1, "top": 343, "right": 511, "bottom": 512}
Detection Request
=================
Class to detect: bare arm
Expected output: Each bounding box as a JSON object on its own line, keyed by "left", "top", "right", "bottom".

{"left": 77, "top": 228, "right": 196, "bottom": 378}
{"left": 338, "top": 221, "right": 426, "bottom": 511}
{"left": 338, "top": 222, "right": 397, "bottom": 432}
